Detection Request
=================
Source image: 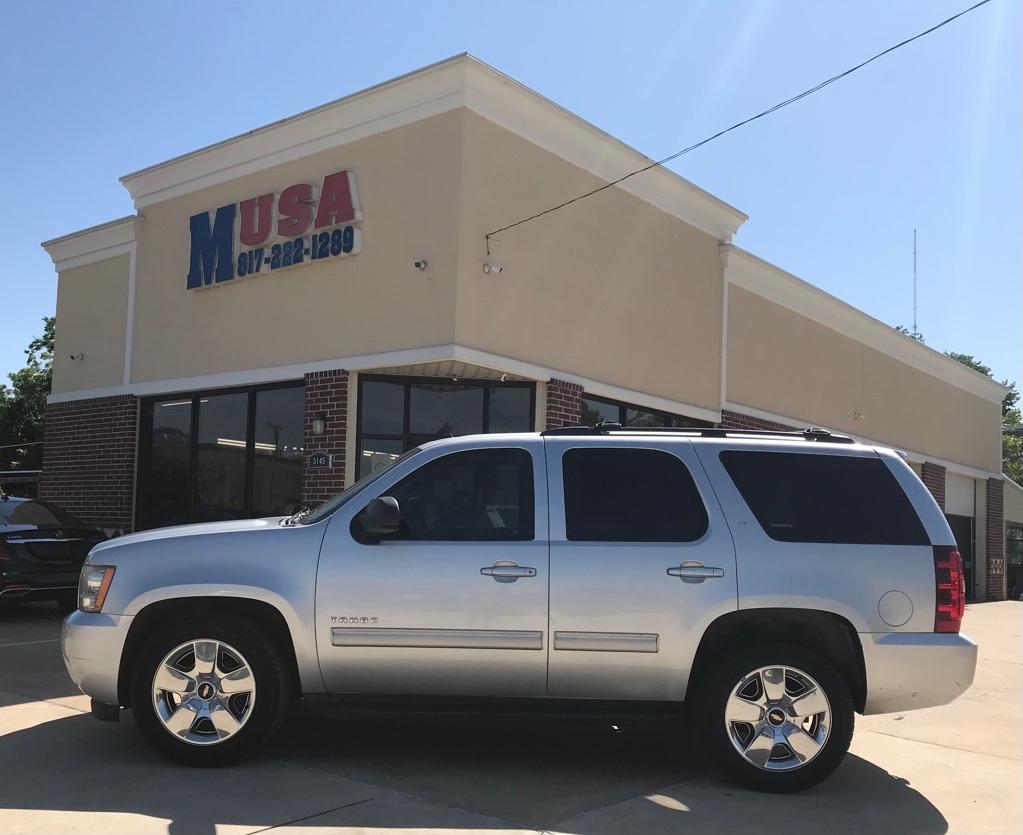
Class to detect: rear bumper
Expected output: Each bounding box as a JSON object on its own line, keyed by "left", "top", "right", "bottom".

{"left": 61, "top": 610, "right": 133, "bottom": 706}
{"left": 860, "top": 631, "right": 977, "bottom": 715}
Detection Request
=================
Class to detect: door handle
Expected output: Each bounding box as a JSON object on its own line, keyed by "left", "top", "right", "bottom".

{"left": 481, "top": 561, "right": 537, "bottom": 583}
{"left": 668, "top": 562, "right": 725, "bottom": 583}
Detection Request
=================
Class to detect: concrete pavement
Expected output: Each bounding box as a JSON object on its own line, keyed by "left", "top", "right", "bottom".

{"left": 0, "top": 600, "right": 1019, "bottom": 834}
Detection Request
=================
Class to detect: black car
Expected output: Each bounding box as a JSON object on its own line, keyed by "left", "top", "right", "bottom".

{"left": 0, "top": 496, "right": 107, "bottom": 612}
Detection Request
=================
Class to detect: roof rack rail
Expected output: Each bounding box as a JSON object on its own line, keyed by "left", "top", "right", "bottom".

{"left": 541, "top": 423, "right": 856, "bottom": 444}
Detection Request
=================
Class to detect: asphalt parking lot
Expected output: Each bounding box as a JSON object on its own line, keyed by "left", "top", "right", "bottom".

{"left": 0, "top": 601, "right": 1019, "bottom": 834}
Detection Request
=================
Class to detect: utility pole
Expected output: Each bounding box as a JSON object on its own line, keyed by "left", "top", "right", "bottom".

{"left": 913, "top": 228, "right": 918, "bottom": 339}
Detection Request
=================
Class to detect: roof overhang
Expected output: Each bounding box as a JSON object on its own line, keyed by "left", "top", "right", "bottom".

{"left": 722, "top": 245, "right": 1010, "bottom": 406}
{"left": 41, "top": 216, "right": 142, "bottom": 271}
{"left": 118, "top": 54, "right": 746, "bottom": 241}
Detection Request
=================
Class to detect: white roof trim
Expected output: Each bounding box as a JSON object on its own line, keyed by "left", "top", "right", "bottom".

{"left": 47, "top": 342, "right": 721, "bottom": 424}
{"left": 723, "top": 246, "right": 1009, "bottom": 405}
{"left": 41, "top": 216, "right": 142, "bottom": 272}
{"left": 117, "top": 54, "right": 745, "bottom": 240}
{"left": 724, "top": 399, "right": 1001, "bottom": 481}
{"left": 461, "top": 59, "right": 746, "bottom": 242}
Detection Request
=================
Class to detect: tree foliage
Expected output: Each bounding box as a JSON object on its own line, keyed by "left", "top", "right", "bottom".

{"left": 945, "top": 350, "right": 1021, "bottom": 484}
{"left": 0, "top": 317, "right": 54, "bottom": 470}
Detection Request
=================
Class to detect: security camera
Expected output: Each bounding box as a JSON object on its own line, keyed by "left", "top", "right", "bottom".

{"left": 413, "top": 259, "right": 428, "bottom": 271}
{"left": 483, "top": 263, "right": 503, "bottom": 274}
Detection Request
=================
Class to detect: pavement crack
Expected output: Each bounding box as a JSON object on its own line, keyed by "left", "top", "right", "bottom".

{"left": 267, "top": 754, "right": 539, "bottom": 831}
{"left": 244, "top": 796, "right": 375, "bottom": 833}
{"left": 860, "top": 728, "right": 1021, "bottom": 762}
{"left": 0, "top": 689, "right": 88, "bottom": 714}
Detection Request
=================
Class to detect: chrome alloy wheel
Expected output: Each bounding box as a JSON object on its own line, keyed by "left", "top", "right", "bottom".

{"left": 151, "top": 639, "right": 256, "bottom": 746}
{"left": 724, "top": 665, "right": 831, "bottom": 772}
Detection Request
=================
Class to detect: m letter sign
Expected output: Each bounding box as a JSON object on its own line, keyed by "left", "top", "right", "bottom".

{"left": 186, "top": 170, "right": 362, "bottom": 290}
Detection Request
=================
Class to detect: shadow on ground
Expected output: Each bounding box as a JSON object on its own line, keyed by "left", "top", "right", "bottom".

{"left": 0, "top": 602, "right": 81, "bottom": 705}
{"left": 0, "top": 699, "right": 949, "bottom": 834}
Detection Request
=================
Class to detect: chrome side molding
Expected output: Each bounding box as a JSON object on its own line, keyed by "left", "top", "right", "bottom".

{"left": 331, "top": 627, "right": 543, "bottom": 650}
{"left": 553, "top": 631, "right": 659, "bottom": 653}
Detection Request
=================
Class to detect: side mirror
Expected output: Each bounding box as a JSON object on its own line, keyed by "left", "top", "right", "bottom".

{"left": 361, "top": 496, "right": 401, "bottom": 537}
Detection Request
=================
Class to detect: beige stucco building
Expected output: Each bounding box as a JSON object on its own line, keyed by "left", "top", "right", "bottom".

{"left": 39, "top": 55, "right": 1012, "bottom": 599}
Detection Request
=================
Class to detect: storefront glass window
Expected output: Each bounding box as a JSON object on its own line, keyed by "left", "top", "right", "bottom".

{"left": 138, "top": 383, "right": 305, "bottom": 529}
{"left": 581, "top": 395, "right": 711, "bottom": 429}
{"left": 251, "top": 387, "right": 305, "bottom": 517}
{"left": 1007, "top": 524, "right": 1023, "bottom": 566}
{"left": 409, "top": 383, "right": 484, "bottom": 443}
{"left": 194, "top": 393, "right": 248, "bottom": 523}
{"left": 140, "top": 399, "right": 193, "bottom": 529}
{"left": 358, "top": 438, "right": 404, "bottom": 477}
{"left": 356, "top": 376, "right": 534, "bottom": 478}
{"left": 489, "top": 387, "right": 533, "bottom": 433}
{"left": 360, "top": 381, "right": 404, "bottom": 435}
{"left": 581, "top": 397, "right": 620, "bottom": 427}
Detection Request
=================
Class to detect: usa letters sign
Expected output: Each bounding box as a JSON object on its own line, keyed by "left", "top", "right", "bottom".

{"left": 186, "top": 170, "right": 362, "bottom": 290}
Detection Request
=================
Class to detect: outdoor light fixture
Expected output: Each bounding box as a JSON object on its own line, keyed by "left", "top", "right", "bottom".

{"left": 312, "top": 413, "right": 327, "bottom": 435}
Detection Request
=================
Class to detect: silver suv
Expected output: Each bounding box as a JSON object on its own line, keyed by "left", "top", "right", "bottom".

{"left": 62, "top": 426, "right": 975, "bottom": 792}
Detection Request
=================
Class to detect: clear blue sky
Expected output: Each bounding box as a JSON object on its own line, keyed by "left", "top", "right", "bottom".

{"left": 2, "top": 0, "right": 1019, "bottom": 388}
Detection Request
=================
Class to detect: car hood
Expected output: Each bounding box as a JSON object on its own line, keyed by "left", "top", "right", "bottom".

{"left": 89, "top": 517, "right": 285, "bottom": 556}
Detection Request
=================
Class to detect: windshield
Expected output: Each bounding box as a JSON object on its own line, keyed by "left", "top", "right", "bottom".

{"left": 300, "top": 446, "right": 424, "bottom": 525}
{"left": 0, "top": 499, "right": 86, "bottom": 528}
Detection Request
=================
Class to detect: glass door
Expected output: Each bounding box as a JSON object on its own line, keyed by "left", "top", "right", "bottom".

{"left": 946, "top": 514, "right": 976, "bottom": 601}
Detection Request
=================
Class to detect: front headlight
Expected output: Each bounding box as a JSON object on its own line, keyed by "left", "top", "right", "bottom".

{"left": 78, "top": 565, "right": 116, "bottom": 612}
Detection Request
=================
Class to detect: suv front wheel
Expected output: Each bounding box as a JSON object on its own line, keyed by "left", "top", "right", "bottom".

{"left": 130, "top": 613, "right": 292, "bottom": 766}
{"left": 699, "top": 643, "right": 854, "bottom": 792}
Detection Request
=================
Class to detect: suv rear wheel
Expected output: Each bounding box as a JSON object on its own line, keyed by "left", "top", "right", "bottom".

{"left": 699, "top": 643, "right": 854, "bottom": 792}
{"left": 129, "top": 613, "right": 292, "bottom": 766}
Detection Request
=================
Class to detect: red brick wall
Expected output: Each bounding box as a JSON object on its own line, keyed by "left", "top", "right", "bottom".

{"left": 920, "top": 462, "right": 947, "bottom": 511}
{"left": 302, "top": 369, "right": 348, "bottom": 507}
{"left": 986, "top": 477, "right": 1005, "bottom": 601}
{"left": 545, "top": 379, "right": 583, "bottom": 429}
{"left": 38, "top": 395, "right": 138, "bottom": 532}
{"left": 718, "top": 409, "right": 793, "bottom": 431}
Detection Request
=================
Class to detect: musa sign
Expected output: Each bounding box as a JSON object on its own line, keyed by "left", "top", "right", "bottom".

{"left": 186, "top": 169, "right": 363, "bottom": 290}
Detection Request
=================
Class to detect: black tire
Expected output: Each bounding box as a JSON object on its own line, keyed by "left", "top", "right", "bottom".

{"left": 129, "top": 613, "right": 292, "bottom": 766}
{"left": 697, "top": 643, "right": 854, "bottom": 793}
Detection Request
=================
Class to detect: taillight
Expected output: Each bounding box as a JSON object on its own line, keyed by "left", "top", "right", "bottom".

{"left": 934, "top": 546, "right": 965, "bottom": 633}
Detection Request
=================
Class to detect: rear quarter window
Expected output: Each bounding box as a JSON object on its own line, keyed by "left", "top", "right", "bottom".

{"left": 719, "top": 451, "right": 928, "bottom": 545}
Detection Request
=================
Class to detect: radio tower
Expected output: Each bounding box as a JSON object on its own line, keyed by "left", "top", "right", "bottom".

{"left": 912, "top": 229, "right": 919, "bottom": 340}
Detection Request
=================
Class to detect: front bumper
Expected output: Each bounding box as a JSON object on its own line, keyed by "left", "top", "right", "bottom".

{"left": 61, "top": 610, "right": 134, "bottom": 706}
{"left": 860, "top": 631, "right": 977, "bottom": 715}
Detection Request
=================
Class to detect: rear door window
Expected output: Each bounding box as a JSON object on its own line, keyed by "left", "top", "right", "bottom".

{"left": 562, "top": 448, "right": 708, "bottom": 542}
{"left": 719, "top": 451, "right": 928, "bottom": 545}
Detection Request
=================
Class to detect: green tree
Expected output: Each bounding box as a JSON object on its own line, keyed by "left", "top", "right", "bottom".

{"left": 945, "top": 351, "right": 1021, "bottom": 483}
{"left": 0, "top": 317, "right": 54, "bottom": 471}
{"left": 894, "top": 324, "right": 926, "bottom": 343}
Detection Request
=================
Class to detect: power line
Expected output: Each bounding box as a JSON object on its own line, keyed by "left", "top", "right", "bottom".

{"left": 0, "top": 441, "right": 43, "bottom": 450}
{"left": 485, "top": 0, "right": 993, "bottom": 252}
